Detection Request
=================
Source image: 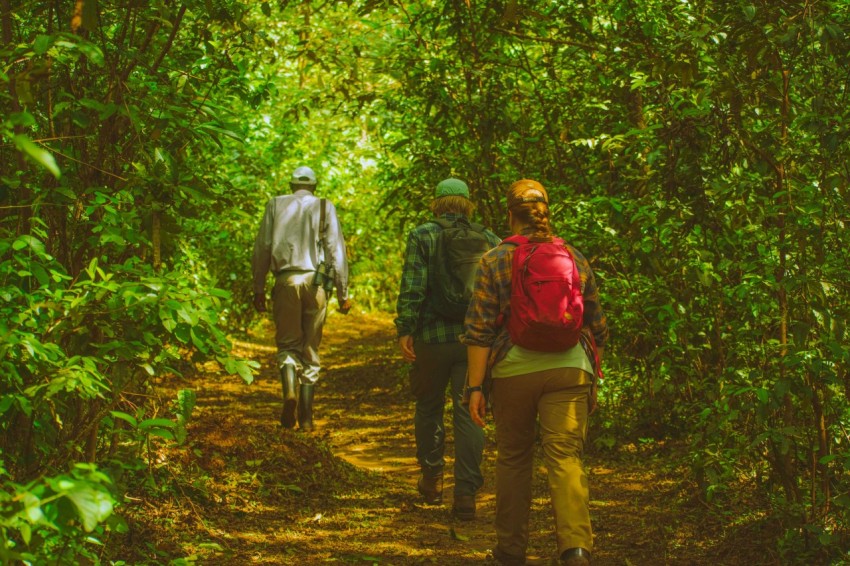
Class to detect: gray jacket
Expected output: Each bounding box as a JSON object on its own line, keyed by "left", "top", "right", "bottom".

{"left": 252, "top": 189, "right": 349, "bottom": 302}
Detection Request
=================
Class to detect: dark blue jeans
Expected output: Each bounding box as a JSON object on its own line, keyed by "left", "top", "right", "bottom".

{"left": 411, "top": 341, "right": 484, "bottom": 497}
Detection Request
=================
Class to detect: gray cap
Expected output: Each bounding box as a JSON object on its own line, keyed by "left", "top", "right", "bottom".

{"left": 291, "top": 166, "right": 317, "bottom": 186}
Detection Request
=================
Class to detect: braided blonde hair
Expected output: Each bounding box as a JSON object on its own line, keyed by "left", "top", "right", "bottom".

{"left": 506, "top": 179, "right": 553, "bottom": 243}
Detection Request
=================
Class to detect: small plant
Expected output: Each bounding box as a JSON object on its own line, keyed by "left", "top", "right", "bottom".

{"left": 0, "top": 463, "right": 119, "bottom": 564}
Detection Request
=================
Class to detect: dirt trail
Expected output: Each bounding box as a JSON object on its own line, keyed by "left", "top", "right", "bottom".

{"left": 130, "top": 310, "right": 773, "bottom": 565}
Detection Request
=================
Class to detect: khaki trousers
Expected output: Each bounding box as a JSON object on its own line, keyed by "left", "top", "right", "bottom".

{"left": 490, "top": 367, "right": 592, "bottom": 558}
{"left": 272, "top": 271, "right": 327, "bottom": 384}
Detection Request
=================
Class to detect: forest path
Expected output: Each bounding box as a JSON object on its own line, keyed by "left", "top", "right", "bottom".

{"left": 138, "top": 310, "right": 769, "bottom": 565}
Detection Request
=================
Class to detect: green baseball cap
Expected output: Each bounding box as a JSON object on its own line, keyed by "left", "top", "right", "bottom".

{"left": 435, "top": 178, "right": 470, "bottom": 199}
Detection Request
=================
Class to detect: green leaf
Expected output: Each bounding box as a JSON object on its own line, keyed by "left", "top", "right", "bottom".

{"left": 61, "top": 481, "right": 114, "bottom": 532}
{"left": 31, "top": 263, "right": 49, "bottom": 286}
{"left": 110, "top": 411, "right": 138, "bottom": 428}
{"left": 33, "top": 34, "right": 51, "bottom": 55}
{"left": 0, "top": 395, "right": 16, "bottom": 415}
{"left": 7, "top": 111, "right": 36, "bottom": 128}
{"left": 177, "top": 389, "right": 196, "bottom": 420}
{"left": 177, "top": 307, "right": 196, "bottom": 324}
{"left": 198, "top": 122, "right": 244, "bottom": 143}
{"left": 21, "top": 493, "right": 43, "bottom": 523}
{"left": 12, "top": 235, "right": 46, "bottom": 254}
{"left": 228, "top": 359, "right": 255, "bottom": 385}
{"left": 138, "top": 418, "right": 176, "bottom": 430}
{"left": 20, "top": 522, "right": 32, "bottom": 545}
{"left": 191, "top": 326, "right": 210, "bottom": 352}
{"left": 14, "top": 135, "right": 61, "bottom": 178}
{"left": 54, "top": 37, "right": 104, "bottom": 65}
{"left": 173, "top": 323, "right": 191, "bottom": 343}
{"left": 146, "top": 428, "right": 176, "bottom": 440}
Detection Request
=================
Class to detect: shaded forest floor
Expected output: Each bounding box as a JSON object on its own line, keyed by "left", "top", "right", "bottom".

{"left": 116, "top": 310, "right": 785, "bottom": 565}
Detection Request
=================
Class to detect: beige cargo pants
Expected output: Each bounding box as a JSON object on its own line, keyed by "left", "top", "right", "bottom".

{"left": 490, "top": 367, "right": 593, "bottom": 558}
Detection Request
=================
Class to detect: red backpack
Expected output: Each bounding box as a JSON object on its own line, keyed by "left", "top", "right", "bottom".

{"left": 502, "top": 235, "right": 584, "bottom": 352}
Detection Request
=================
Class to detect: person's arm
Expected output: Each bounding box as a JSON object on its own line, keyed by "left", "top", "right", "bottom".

{"left": 251, "top": 199, "right": 275, "bottom": 311}
{"left": 575, "top": 250, "right": 606, "bottom": 413}
{"left": 573, "top": 248, "right": 608, "bottom": 350}
{"left": 394, "top": 230, "right": 428, "bottom": 354}
{"left": 323, "top": 201, "right": 350, "bottom": 309}
{"left": 398, "top": 335, "right": 416, "bottom": 362}
{"left": 466, "top": 345, "right": 490, "bottom": 427}
{"left": 461, "top": 251, "right": 502, "bottom": 427}
{"left": 590, "top": 344, "right": 604, "bottom": 414}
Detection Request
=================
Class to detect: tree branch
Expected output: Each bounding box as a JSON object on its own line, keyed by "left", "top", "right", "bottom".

{"left": 495, "top": 26, "right": 595, "bottom": 51}
{"left": 150, "top": 4, "right": 187, "bottom": 74}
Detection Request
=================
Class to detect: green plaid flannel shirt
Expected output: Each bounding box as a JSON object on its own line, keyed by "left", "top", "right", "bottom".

{"left": 460, "top": 229, "right": 609, "bottom": 372}
{"left": 394, "top": 213, "right": 502, "bottom": 344}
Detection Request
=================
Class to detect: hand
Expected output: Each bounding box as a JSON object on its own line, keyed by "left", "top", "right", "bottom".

{"left": 588, "top": 382, "right": 598, "bottom": 415}
{"left": 338, "top": 299, "right": 352, "bottom": 314}
{"left": 398, "top": 335, "right": 416, "bottom": 362}
{"left": 469, "top": 390, "right": 486, "bottom": 427}
{"left": 253, "top": 292, "right": 266, "bottom": 313}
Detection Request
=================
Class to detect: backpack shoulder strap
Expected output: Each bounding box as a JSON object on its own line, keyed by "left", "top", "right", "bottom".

{"left": 429, "top": 218, "right": 453, "bottom": 230}
{"left": 502, "top": 234, "right": 528, "bottom": 246}
{"left": 495, "top": 234, "right": 527, "bottom": 325}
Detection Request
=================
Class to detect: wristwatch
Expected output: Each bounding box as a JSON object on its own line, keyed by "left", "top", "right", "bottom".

{"left": 465, "top": 385, "right": 483, "bottom": 394}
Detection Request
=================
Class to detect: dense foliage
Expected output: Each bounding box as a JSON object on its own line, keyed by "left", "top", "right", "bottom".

{"left": 1, "top": 0, "right": 848, "bottom": 563}
{"left": 363, "top": 1, "right": 850, "bottom": 561}
{"left": 0, "top": 1, "right": 258, "bottom": 560}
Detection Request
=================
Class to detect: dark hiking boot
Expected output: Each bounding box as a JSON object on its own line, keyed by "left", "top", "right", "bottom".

{"left": 417, "top": 469, "right": 443, "bottom": 505}
{"left": 298, "top": 383, "right": 314, "bottom": 432}
{"left": 280, "top": 365, "right": 298, "bottom": 429}
{"left": 451, "top": 494, "right": 476, "bottom": 520}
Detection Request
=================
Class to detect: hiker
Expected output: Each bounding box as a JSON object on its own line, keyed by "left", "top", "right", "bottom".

{"left": 252, "top": 165, "right": 352, "bottom": 432}
{"left": 461, "top": 179, "right": 609, "bottom": 566}
{"left": 394, "top": 177, "right": 501, "bottom": 520}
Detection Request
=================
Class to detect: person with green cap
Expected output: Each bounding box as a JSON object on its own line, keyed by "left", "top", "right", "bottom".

{"left": 252, "top": 166, "right": 352, "bottom": 432}
{"left": 394, "top": 177, "right": 501, "bottom": 519}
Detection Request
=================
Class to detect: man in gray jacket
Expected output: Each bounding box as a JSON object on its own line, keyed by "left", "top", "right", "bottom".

{"left": 252, "top": 166, "right": 351, "bottom": 431}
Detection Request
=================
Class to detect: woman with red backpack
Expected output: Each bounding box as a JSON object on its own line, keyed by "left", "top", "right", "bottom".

{"left": 461, "top": 179, "right": 609, "bottom": 566}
